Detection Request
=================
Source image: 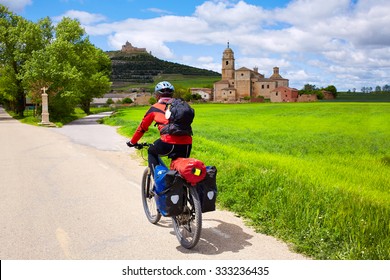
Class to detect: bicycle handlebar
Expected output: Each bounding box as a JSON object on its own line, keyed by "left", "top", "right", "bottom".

{"left": 133, "top": 142, "right": 150, "bottom": 150}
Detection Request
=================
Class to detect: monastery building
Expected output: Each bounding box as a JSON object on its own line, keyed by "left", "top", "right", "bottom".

{"left": 214, "top": 44, "right": 294, "bottom": 102}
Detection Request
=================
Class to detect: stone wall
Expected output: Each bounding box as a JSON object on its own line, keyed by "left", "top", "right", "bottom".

{"left": 297, "top": 94, "right": 318, "bottom": 102}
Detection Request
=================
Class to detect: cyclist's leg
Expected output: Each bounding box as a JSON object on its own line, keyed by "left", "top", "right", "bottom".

{"left": 148, "top": 139, "right": 174, "bottom": 174}
{"left": 169, "top": 144, "right": 192, "bottom": 160}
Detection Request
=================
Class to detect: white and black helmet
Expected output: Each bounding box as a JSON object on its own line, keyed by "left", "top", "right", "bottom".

{"left": 155, "top": 81, "right": 174, "bottom": 97}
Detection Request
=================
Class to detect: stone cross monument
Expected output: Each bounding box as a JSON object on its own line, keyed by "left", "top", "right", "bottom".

{"left": 39, "top": 87, "right": 54, "bottom": 126}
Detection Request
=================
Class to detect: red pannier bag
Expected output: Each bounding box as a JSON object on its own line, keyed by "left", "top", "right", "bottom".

{"left": 170, "top": 158, "right": 207, "bottom": 185}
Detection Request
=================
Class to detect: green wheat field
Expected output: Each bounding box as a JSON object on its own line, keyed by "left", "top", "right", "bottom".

{"left": 104, "top": 102, "right": 390, "bottom": 260}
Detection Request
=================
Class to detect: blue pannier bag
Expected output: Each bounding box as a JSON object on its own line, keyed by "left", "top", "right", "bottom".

{"left": 154, "top": 166, "right": 184, "bottom": 217}
{"left": 154, "top": 165, "right": 168, "bottom": 194}
{"left": 196, "top": 166, "right": 217, "bottom": 213}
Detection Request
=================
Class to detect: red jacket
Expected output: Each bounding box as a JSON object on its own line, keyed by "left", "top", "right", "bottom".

{"left": 130, "top": 98, "right": 192, "bottom": 145}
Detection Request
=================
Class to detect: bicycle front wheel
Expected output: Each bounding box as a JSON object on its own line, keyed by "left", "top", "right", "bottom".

{"left": 172, "top": 186, "right": 202, "bottom": 249}
{"left": 141, "top": 168, "right": 161, "bottom": 224}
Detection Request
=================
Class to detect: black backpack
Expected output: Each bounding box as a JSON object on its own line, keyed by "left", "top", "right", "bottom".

{"left": 160, "top": 98, "right": 194, "bottom": 136}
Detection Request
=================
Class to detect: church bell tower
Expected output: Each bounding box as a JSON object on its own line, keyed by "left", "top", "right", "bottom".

{"left": 222, "top": 42, "right": 235, "bottom": 80}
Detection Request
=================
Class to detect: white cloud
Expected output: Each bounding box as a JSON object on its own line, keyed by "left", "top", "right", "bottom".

{"left": 199, "top": 62, "right": 221, "bottom": 73}
{"left": 237, "top": 56, "right": 290, "bottom": 74}
{"left": 53, "top": 10, "right": 107, "bottom": 25}
{"left": 286, "top": 70, "right": 310, "bottom": 86}
{"left": 274, "top": 0, "right": 351, "bottom": 25}
{"left": 194, "top": 0, "right": 267, "bottom": 29}
{"left": 146, "top": 8, "right": 173, "bottom": 15}
{"left": 198, "top": 56, "right": 214, "bottom": 63}
{"left": 0, "top": 0, "right": 32, "bottom": 12}
{"left": 88, "top": 15, "right": 211, "bottom": 58}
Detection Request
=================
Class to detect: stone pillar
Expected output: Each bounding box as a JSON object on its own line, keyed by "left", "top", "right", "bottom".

{"left": 39, "top": 87, "right": 54, "bottom": 127}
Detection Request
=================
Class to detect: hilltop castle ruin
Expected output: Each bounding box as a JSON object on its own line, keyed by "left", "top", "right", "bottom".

{"left": 121, "top": 41, "right": 147, "bottom": 53}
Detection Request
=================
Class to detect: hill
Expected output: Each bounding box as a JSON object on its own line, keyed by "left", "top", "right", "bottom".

{"left": 106, "top": 51, "right": 220, "bottom": 88}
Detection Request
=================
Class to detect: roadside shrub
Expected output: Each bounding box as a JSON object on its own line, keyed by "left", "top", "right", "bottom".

{"left": 122, "top": 97, "right": 133, "bottom": 104}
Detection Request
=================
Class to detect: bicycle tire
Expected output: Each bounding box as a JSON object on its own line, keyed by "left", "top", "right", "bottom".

{"left": 172, "top": 186, "right": 202, "bottom": 249}
{"left": 141, "top": 168, "right": 161, "bottom": 224}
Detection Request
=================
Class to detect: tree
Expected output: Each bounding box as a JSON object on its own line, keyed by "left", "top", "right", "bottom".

{"left": 324, "top": 85, "right": 338, "bottom": 97}
{"left": 298, "top": 83, "right": 339, "bottom": 100}
{"left": 299, "top": 84, "right": 322, "bottom": 99}
{"left": 149, "top": 96, "right": 157, "bottom": 105}
{"left": 1, "top": 6, "right": 111, "bottom": 119}
{"left": 77, "top": 41, "right": 112, "bottom": 114}
{"left": 21, "top": 36, "right": 83, "bottom": 118}
{"left": 303, "top": 84, "right": 318, "bottom": 91}
{"left": 173, "top": 85, "right": 189, "bottom": 99}
{"left": 21, "top": 17, "right": 111, "bottom": 118}
{"left": 382, "top": 85, "right": 390, "bottom": 93}
{"left": 0, "top": 65, "right": 18, "bottom": 106}
{"left": 0, "top": 5, "right": 48, "bottom": 117}
{"left": 362, "top": 87, "right": 373, "bottom": 93}
{"left": 121, "top": 97, "right": 133, "bottom": 104}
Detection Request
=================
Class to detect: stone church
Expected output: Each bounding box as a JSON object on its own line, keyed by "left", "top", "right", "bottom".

{"left": 214, "top": 44, "right": 289, "bottom": 102}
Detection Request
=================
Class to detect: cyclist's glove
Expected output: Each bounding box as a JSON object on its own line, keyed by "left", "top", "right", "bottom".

{"left": 126, "top": 141, "right": 136, "bottom": 148}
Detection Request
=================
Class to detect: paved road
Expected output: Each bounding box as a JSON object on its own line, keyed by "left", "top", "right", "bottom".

{"left": 0, "top": 106, "right": 307, "bottom": 260}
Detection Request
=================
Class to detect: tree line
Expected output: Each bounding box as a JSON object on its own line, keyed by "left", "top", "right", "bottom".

{"left": 0, "top": 4, "right": 111, "bottom": 119}
{"left": 357, "top": 85, "right": 390, "bottom": 93}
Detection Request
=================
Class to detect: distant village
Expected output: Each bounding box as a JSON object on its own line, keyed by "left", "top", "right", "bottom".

{"left": 93, "top": 42, "right": 334, "bottom": 106}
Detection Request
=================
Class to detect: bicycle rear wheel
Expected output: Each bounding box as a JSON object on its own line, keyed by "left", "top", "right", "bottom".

{"left": 141, "top": 168, "right": 161, "bottom": 224}
{"left": 172, "top": 186, "right": 202, "bottom": 249}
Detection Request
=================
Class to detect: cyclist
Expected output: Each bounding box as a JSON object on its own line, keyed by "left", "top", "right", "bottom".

{"left": 126, "top": 81, "right": 192, "bottom": 174}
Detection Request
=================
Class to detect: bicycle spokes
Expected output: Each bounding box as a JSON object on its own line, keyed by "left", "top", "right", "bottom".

{"left": 172, "top": 187, "right": 202, "bottom": 249}
{"left": 141, "top": 168, "right": 161, "bottom": 224}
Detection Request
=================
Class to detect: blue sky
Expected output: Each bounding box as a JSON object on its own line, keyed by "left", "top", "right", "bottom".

{"left": 2, "top": 0, "right": 390, "bottom": 91}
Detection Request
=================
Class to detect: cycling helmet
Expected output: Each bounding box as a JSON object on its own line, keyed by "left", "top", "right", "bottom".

{"left": 155, "top": 81, "right": 174, "bottom": 97}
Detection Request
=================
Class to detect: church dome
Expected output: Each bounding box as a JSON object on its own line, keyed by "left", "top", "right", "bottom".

{"left": 223, "top": 42, "right": 234, "bottom": 60}
{"left": 223, "top": 42, "right": 234, "bottom": 54}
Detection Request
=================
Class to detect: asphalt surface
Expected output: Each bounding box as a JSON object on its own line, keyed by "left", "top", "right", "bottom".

{"left": 0, "top": 106, "right": 307, "bottom": 260}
